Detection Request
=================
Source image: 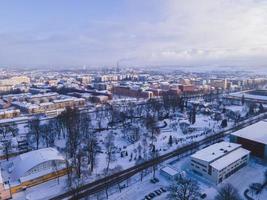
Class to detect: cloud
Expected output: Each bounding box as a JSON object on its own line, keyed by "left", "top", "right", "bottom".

{"left": 1, "top": 0, "right": 267, "bottom": 67}
{"left": 130, "top": 0, "right": 267, "bottom": 66}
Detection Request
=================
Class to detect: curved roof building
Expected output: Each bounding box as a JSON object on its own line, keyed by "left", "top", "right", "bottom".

{"left": 10, "top": 148, "right": 66, "bottom": 182}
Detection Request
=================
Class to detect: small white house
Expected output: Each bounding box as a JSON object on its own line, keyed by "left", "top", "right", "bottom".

{"left": 160, "top": 166, "right": 180, "bottom": 180}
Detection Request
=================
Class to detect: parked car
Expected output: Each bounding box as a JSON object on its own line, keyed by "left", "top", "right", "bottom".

{"left": 148, "top": 193, "right": 156, "bottom": 198}
{"left": 144, "top": 195, "right": 152, "bottom": 200}
{"left": 200, "top": 193, "right": 207, "bottom": 199}
{"left": 155, "top": 190, "right": 162, "bottom": 195}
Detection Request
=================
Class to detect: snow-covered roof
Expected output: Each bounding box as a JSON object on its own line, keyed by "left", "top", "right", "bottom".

{"left": 161, "top": 166, "right": 179, "bottom": 176}
{"left": 210, "top": 147, "right": 250, "bottom": 171}
{"left": 229, "top": 91, "right": 267, "bottom": 101}
{"left": 11, "top": 148, "right": 65, "bottom": 181}
{"left": 191, "top": 142, "right": 241, "bottom": 163}
{"left": 231, "top": 121, "right": 267, "bottom": 145}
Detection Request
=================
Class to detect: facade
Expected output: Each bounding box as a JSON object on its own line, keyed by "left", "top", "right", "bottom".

{"left": 230, "top": 121, "right": 267, "bottom": 159}
{"left": 191, "top": 142, "right": 250, "bottom": 184}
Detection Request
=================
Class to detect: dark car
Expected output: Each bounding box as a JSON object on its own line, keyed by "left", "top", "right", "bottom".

{"left": 155, "top": 190, "right": 162, "bottom": 195}
{"left": 154, "top": 177, "right": 159, "bottom": 182}
{"left": 148, "top": 193, "right": 156, "bottom": 198}
{"left": 150, "top": 179, "right": 156, "bottom": 184}
{"left": 200, "top": 193, "right": 207, "bottom": 199}
{"left": 144, "top": 195, "right": 152, "bottom": 200}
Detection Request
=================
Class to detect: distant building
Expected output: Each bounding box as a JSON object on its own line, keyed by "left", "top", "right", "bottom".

{"left": 226, "top": 90, "right": 267, "bottom": 104}
{"left": 191, "top": 141, "right": 250, "bottom": 184}
{"left": 113, "top": 86, "right": 153, "bottom": 99}
{"left": 179, "top": 85, "right": 195, "bottom": 92}
{"left": 230, "top": 121, "right": 267, "bottom": 159}
{"left": 0, "top": 109, "right": 20, "bottom": 120}
{"left": 0, "top": 76, "right": 30, "bottom": 86}
{"left": 93, "top": 83, "right": 108, "bottom": 91}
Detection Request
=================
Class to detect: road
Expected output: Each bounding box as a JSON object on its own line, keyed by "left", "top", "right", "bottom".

{"left": 50, "top": 112, "right": 267, "bottom": 200}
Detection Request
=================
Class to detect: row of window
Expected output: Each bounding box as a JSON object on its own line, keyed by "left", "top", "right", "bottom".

{"left": 191, "top": 159, "right": 207, "bottom": 168}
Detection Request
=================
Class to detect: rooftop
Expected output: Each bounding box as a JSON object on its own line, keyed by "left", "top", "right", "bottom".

{"left": 231, "top": 120, "right": 267, "bottom": 145}
{"left": 210, "top": 147, "right": 250, "bottom": 171}
{"left": 161, "top": 166, "right": 179, "bottom": 176}
{"left": 10, "top": 148, "right": 65, "bottom": 181}
{"left": 191, "top": 142, "right": 241, "bottom": 163}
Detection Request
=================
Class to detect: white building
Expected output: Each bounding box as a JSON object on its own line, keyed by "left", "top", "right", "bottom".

{"left": 160, "top": 166, "right": 181, "bottom": 180}
{"left": 191, "top": 142, "right": 250, "bottom": 184}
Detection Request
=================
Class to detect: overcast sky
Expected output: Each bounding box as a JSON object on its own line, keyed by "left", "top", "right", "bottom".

{"left": 1, "top": 0, "right": 267, "bottom": 68}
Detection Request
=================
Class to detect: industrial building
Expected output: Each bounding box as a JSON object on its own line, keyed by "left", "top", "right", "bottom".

{"left": 230, "top": 120, "right": 267, "bottom": 159}
{"left": 191, "top": 141, "right": 250, "bottom": 184}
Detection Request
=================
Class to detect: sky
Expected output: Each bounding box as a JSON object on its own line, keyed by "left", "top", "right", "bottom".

{"left": 1, "top": 0, "right": 267, "bottom": 68}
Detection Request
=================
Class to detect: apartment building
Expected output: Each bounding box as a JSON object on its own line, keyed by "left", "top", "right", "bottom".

{"left": 113, "top": 86, "right": 153, "bottom": 99}
{"left": 0, "top": 109, "right": 20, "bottom": 119}
{"left": 191, "top": 142, "right": 250, "bottom": 184}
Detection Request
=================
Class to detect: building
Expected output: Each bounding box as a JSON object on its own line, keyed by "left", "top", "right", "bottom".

{"left": 160, "top": 166, "right": 181, "bottom": 180}
{"left": 9, "top": 148, "right": 68, "bottom": 194}
{"left": 0, "top": 109, "right": 20, "bottom": 119}
{"left": 191, "top": 141, "right": 250, "bottom": 184}
{"left": 113, "top": 86, "right": 153, "bottom": 99}
{"left": 179, "top": 85, "right": 195, "bottom": 92}
{"left": 226, "top": 90, "right": 267, "bottom": 104}
{"left": 230, "top": 121, "right": 267, "bottom": 159}
{"left": 0, "top": 76, "right": 30, "bottom": 86}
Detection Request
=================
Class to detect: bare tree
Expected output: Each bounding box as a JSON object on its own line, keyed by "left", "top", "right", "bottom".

{"left": 150, "top": 148, "right": 159, "bottom": 179}
{"left": 215, "top": 183, "right": 242, "bottom": 200}
{"left": 28, "top": 117, "right": 41, "bottom": 149}
{"left": 3, "top": 140, "right": 11, "bottom": 161}
{"left": 105, "top": 133, "right": 115, "bottom": 174}
{"left": 40, "top": 122, "right": 55, "bottom": 147}
{"left": 0, "top": 123, "right": 18, "bottom": 139}
{"left": 168, "top": 176, "right": 201, "bottom": 200}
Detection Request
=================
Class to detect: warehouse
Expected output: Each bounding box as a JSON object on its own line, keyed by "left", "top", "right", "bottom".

{"left": 230, "top": 120, "right": 267, "bottom": 159}
{"left": 191, "top": 141, "right": 250, "bottom": 184}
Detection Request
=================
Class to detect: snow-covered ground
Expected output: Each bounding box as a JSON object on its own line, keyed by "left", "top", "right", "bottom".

{"left": 108, "top": 156, "right": 267, "bottom": 200}
{"left": 0, "top": 101, "right": 255, "bottom": 200}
